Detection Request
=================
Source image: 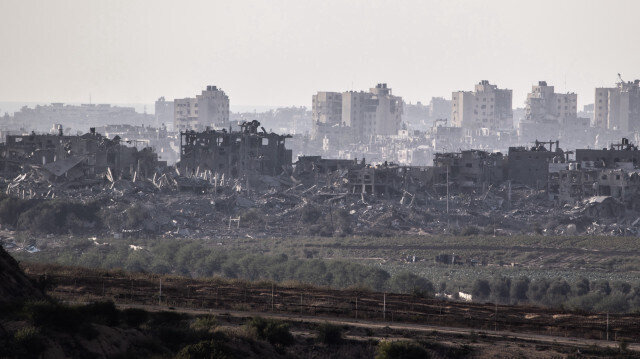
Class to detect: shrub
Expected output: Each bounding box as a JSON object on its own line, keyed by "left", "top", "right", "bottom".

{"left": 124, "top": 204, "right": 150, "bottom": 229}
{"left": 191, "top": 315, "right": 218, "bottom": 332}
{"left": 300, "top": 205, "right": 322, "bottom": 224}
{"left": 390, "top": 272, "right": 434, "bottom": 297}
{"left": 334, "top": 209, "right": 353, "bottom": 235}
{"left": 22, "top": 301, "right": 84, "bottom": 332}
{"left": 461, "top": 226, "right": 479, "bottom": 236}
{"left": 316, "top": 323, "right": 343, "bottom": 345}
{"left": 239, "top": 209, "right": 265, "bottom": 227}
{"left": 490, "top": 277, "right": 511, "bottom": 303}
{"left": 0, "top": 197, "right": 30, "bottom": 227}
{"left": 509, "top": 277, "right": 529, "bottom": 303}
{"left": 81, "top": 301, "right": 119, "bottom": 326}
{"left": 472, "top": 279, "right": 491, "bottom": 300}
{"left": 376, "top": 340, "right": 430, "bottom": 359}
{"left": 176, "top": 338, "right": 234, "bottom": 359}
{"left": 246, "top": 317, "right": 294, "bottom": 346}
{"left": 574, "top": 277, "right": 590, "bottom": 296}
{"left": 13, "top": 326, "right": 45, "bottom": 355}
{"left": 122, "top": 308, "right": 149, "bottom": 327}
{"left": 16, "top": 199, "right": 100, "bottom": 234}
{"left": 594, "top": 293, "right": 629, "bottom": 313}
{"left": 156, "top": 326, "right": 203, "bottom": 352}
{"left": 149, "top": 311, "right": 187, "bottom": 327}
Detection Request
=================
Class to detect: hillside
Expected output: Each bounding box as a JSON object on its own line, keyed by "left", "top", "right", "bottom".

{"left": 0, "top": 245, "right": 43, "bottom": 303}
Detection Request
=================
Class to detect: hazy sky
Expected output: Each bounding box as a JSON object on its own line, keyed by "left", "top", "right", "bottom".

{"left": 1, "top": 0, "right": 639, "bottom": 109}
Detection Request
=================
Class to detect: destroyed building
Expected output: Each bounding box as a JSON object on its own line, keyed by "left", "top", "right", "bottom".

{"left": 0, "top": 128, "right": 164, "bottom": 183}
{"left": 432, "top": 150, "right": 505, "bottom": 191}
{"left": 518, "top": 81, "right": 588, "bottom": 144}
{"left": 94, "top": 124, "right": 180, "bottom": 165}
{"left": 553, "top": 166, "right": 640, "bottom": 204}
{"left": 575, "top": 137, "right": 640, "bottom": 167}
{"left": 295, "top": 156, "right": 362, "bottom": 175}
{"left": 507, "top": 140, "right": 568, "bottom": 188}
{"left": 347, "top": 162, "right": 431, "bottom": 196}
{"left": 178, "top": 120, "right": 292, "bottom": 180}
{"left": 524, "top": 81, "right": 578, "bottom": 125}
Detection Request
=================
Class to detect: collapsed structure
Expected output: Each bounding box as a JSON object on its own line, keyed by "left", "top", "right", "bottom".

{"left": 178, "top": 120, "right": 292, "bottom": 182}
{"left": 0, "top": 128, "right": 164, "bottom": 184}
{"left": 3, "top": 116, "right": 640, "bottom": 238}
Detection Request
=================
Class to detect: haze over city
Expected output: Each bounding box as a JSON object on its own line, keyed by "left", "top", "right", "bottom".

{"left": 4, "top": 1, "right": 640, "bottom": 358}
{"left": 2, "top": 0, "right": 639, "bottom": 108}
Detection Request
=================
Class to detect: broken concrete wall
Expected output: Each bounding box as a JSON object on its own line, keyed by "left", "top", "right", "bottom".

{"left": 178, "top": 120, "right": 292, "bottom": 180}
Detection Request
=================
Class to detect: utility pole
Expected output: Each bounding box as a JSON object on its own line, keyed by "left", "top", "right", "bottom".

{"left": 446, "top": 163, "right": 450, "bottom": 232}
{"left": 383, "top": 293, "right": 386, "bottom": 321}
{"left": 508, "top": 180, "right": 512, "bottom": 209}
{"left": 159, "top": 278, "right": 162, "bottom": 306}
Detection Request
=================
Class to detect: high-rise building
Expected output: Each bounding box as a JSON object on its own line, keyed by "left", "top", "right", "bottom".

{"left": 174, "top": 97, "right": 198, "bottom": 131}
{"left": 311, "top": 92, "right": 342, "bottom": 138}
{"left": 342, "top": 83, "right": 403, "bottom": 140}
{"left": 428, "top": 97, "right": 451, "bottom": 119}
{"left": 525, "top": 81, "right": 577, "bottom": 125}
{"left": 594, "top": 79, "right": 640, "bottom": 132}
{"left": 154, "top": 97, "right": 174, "bottom": 128}
{"left": 196, "top": 85, "right": 230, "bottom": 129}
{"left": 451, "top": 80, "right": 512, "bottom": 130}
{"left": 174, "top": 86, "right": 229, "bottom": 131}
{"left": 311, "top": 84, "right": 403, "bottom": 141}
{"left": 312, "top": 92, "right": 343, "bottom": 126}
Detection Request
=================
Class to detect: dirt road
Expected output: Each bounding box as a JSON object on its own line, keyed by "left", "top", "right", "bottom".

{"left": 113, "top": 302, "right": 638, "bottom": 352}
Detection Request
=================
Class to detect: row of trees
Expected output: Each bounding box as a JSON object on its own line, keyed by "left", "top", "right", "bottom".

{"left": 23, "top": 239, "right": 434, "bottom": 295}
{"left": 470, "top": 276, "right": 640, "bottom": 312}
{"left": 16, "top": 238, "right": 640, "bottom": 313}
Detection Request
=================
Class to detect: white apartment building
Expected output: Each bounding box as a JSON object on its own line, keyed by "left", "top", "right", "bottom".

{"left": 312, "top": 84, "right": 403, "bottom": 141}
{"left": 174, "top": 85, "right": 229, "bottom": 131}
{"left": 595, "top": 79, "right": 640, "bottom": 132}
{"left": 451, "top": 80, "right": 512, "bottom": 130}
{"left": 525, "top": 81, "right": 577, "bottom": 125}
{"left": 311, "top": 92, "right": 342, "bottom": 139}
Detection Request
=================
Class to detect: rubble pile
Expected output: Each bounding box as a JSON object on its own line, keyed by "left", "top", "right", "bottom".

{"left": 3, "top": 128, "right": 640, "bottom": 238}
{"left": 3, "top": 158, "right": 638, "bottom": 239}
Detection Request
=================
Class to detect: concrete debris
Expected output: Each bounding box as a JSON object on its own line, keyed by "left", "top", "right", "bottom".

{"left": 3, "top": 126, "right": 640, "bottom": 238}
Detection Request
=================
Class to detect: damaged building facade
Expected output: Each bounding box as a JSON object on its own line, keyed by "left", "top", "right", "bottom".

{"left": 178, "top": 120, "right": 292, "bottom": 181}
{"left": 347, "top": 162, "right": 431, "bottom": 196}
{"left": 0, "top": 128, "right": 164, "bottom": 184}
{"left": 432, "top": 150, "right": 505, "bottom": 191}
{"left": 508, "top": 141, "right": 568, "bottom": 189}
{"left": 518, "top": 81, "right": 589, "bottom": 143}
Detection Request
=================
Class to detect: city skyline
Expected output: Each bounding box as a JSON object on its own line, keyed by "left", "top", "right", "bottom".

{"left": 1, "top": 0, "right": 639, "bottom": 108}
